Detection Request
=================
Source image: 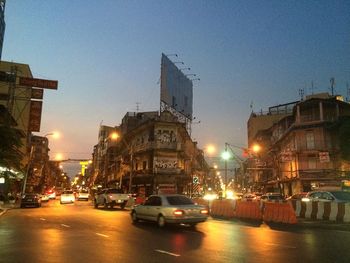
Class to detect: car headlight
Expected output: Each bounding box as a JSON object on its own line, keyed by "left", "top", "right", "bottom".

{"left": 301, "top": 197, "right": 310, "bottom": 202}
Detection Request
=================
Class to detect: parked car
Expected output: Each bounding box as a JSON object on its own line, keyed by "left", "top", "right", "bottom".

{"left": 40, "top": 194, "right": 50, "bottom": 202}
{"left": 76, "top": 189, "right": 89, "bottom": 201}
{"left": 260, "top": 192, "right": 285, "bottom": 202}
{"left": 302, "top": 190, "right": 350, "bottom": 203}
{"left": 60, "top": 190, "right": 75, "bottom": 204}
{"left": 46, "top": 189, "right": 56, "bottom": 200}
{"left": 286, "top": 192, "right": 307, "bottom": 201}
{"left": 20, "top": 193, "right": 41, "bottom": 208}
{"left": 94, "top": 188, "right": 130, "bottom": 209}
{"left": 131, "top": 194, "right": 209, "bottom": 227}
{"left": 242, "top": 193, "right": 263, "bottom": 201}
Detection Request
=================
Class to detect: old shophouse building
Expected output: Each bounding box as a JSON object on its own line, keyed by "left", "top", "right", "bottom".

{"left": 247, "top": 93, "right": 350, "bottom": 196}
{"left": 91, "top": 111, "right": 208, "bottom": 197}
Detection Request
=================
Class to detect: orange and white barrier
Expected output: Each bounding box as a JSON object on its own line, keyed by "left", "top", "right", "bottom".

{"left": 290, "top": 200, "right": 350, "bottom": 223}
{"left": 210, "top": 199, "right": 236, "bottom": 218}
{"left": 235, "top": 200, "right": 262, "bottom": 220}
{"left": 263, "top": 202, "right": 297, "bottom": 224}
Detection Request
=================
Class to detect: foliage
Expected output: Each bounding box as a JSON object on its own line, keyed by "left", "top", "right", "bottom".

{"left": 338, "top": 117, "right": 350, "bottom": 161}
{"left": 0, "top": 125, "right": 23, "bottom": 170}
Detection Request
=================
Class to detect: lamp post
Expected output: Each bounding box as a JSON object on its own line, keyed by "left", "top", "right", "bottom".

{"left": 221, "top": 144, "right": 231, "bottom": 197}
{"left": 223, "top": 142, "right": 262, "bottom": 192}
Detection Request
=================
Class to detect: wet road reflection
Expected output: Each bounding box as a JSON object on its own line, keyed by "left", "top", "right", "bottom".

{"left": 1, "top": 200, "right": 350, "bottom": 263}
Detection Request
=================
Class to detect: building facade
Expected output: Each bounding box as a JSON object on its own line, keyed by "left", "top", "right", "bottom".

{"left": 91, "top": 111, "right": 209, "bottom": 197}
{"left": 247, "top": 93, "right": 350, "bottom": 196}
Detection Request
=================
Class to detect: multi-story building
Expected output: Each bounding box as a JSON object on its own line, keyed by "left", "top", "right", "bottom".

{"left": 0, "top": 61, "right": 33, "bottom": 165}
{"left": 0, "top": 0, "right": 5, "bottom": 59}
{"left": 26, "top": 135, "right": 50, "bottom": 192}
{"left": 91, "top": 111, "right": 209, "bottom": 197}
{"left": 248, "top": 93, "right": 350, "bottom": 196}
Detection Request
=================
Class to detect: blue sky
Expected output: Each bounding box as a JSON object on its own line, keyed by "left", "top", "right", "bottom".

{"left": 3, "top": 0, "right": 350, "bottom": 175}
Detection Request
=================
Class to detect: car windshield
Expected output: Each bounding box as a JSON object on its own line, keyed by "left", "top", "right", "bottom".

{"left": 80, "top": 190, "right": 89, "bottom": 193}
{"left": 62, "top": 191, "right": 73, "bottom": 194}
{"left": 331, "top": 191, "right": 350, "bottom": 201}
{"left": 166, "top": 196, "right": 194, "bottom": 205}
{"left": 107, "top": 189, "right": 123, "bottom": 194}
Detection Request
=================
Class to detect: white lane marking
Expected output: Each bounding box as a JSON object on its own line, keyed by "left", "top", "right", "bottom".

{"left": 155, "top": 249, "right": 181, "bottom": 257}
{"left": 264, "top": 242, "right": 296, "bottom": 249}
{"left": 61, "top": 224, "right": 71, "bottom": 228}
{"left": 39, "top": 218, "right": 46, "bottom": 221}
{"left": 96, "top": 233, "right": 109, "bottom": 238}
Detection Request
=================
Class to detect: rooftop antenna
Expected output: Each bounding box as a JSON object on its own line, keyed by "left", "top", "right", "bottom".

{"left": 310, "top": 81, "right": 316, "bottom": 95}
{"left": 250, "top": 101, "right": 254, "bottom": 112}
{"left": 136, "top": 102, "right": 141, "bottom": 113}
{"left": 298, "top": 88, "right": 304, "bottom": 101}
{"left": 330, "top": 77, "right": 335, "bottom": 96}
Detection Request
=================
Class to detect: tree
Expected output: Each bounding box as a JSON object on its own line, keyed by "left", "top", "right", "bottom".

{"left": 0, "top": 125, "right": 23, "bottom": 171}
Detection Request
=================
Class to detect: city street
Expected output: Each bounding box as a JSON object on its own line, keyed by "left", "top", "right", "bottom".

{"left": 1, "top": 200, "right": 350, "bottom": 263}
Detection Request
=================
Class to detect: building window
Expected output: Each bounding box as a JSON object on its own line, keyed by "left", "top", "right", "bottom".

{"left": 308, "top": 155, "right": 317, "bottom": 169}
{"left": 143, "top": 161, "right": 147, "bottom": 170}
{"left": 306, "top": 131, "right": 315, "bottom": 150}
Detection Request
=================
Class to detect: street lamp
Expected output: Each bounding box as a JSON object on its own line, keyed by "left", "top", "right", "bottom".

{"left": 221, "top": 145, "right": 231, "bottom": 197}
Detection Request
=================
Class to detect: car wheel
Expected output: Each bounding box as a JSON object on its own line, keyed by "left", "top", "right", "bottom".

{"left": 103, "top": 199, "right": 108, "bottom": 209}
{"left": 131, "top": 211, "right": 139, "bottom": 223}
{"left": 157, "top": 215, "right": 166, "bottom": 228}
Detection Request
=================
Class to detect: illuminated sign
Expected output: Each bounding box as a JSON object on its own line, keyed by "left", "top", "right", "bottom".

{"left": 31, "top": 88, "right": 44, "bottom": 100}
{"left": 19, "top": 77, "right": 58, "bottom": 90}
{"left": 29, "top": 100, "right": 43, "bottom": 132}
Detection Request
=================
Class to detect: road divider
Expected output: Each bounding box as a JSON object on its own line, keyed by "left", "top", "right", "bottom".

{"left": 290, "top": 200, "right": 350, "bottom": 223}
{"left": 235, "top": 201, "right": 262, "bottom": 220}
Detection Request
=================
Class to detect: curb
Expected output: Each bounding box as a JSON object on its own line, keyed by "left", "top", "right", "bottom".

{"left": 210, "top": 215, "right": 350, "bottom": 231}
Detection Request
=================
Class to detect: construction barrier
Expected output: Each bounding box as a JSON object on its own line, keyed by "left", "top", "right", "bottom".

{"left": 235, "top": 200, "right": 262, "bottom": 220}
{"left": 290, "top": 200, "right": 350, "bottom": 223}
{"left": 210, "top": 199, "right": 236, "bottom": 218}
{"left": 263, "top": 202, "right": 297, "bottom": 224}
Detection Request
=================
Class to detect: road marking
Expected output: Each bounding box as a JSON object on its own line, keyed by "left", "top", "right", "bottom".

{"left": 96, "top": 233, "right": 109, "bottom": 238}
{"left": 61, "top": 224, "right": 71, "bottom": 228}
{"left": 39, "top": 218, "right": 46, "bottom": 221}
{"left": 155, "top": 249, "right": 181, "bottom": 257}
{"left": 264, "top": 242, "right": 296, "bottom": 249}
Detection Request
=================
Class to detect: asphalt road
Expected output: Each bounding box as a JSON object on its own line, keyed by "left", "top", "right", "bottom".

{"left": 1, "top": 200, "right": 350, "bottom": 263}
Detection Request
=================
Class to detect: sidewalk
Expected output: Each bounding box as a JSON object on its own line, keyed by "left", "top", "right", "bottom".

{"left": 0, "top": 201, "right": 18, "bottom": 216}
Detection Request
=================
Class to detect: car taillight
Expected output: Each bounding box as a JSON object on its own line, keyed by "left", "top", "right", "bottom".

{"left": 200, "top": 209, "right": 209, "bottom": 214}
{"left": 109, "top": 195, "right": 113, "bottom": 198}
{"left": 173, "top": 210, "right": 184, "bottom": 216}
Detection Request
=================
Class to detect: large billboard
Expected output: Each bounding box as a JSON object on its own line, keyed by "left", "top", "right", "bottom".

{"left": 160, "top": 53, "right": 193, "bottom": 119}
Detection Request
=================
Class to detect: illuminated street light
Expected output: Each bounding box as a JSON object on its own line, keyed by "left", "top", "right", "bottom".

{"left": 206, "top": 144, "right": 216, "bottom": 155}
{"left": 110, "top": 132, "right": 119, "bottom": 140}
{"left": 252, "top": 144, "right": 261, "bottom": 154}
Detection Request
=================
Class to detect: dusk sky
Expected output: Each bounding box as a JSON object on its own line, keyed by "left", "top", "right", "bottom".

{"left": 3, "top": 1, "right": 350, "bottom": 176}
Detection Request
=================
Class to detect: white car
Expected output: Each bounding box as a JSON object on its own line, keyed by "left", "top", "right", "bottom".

{"left": 40, "top": 194, "right": 50, "bottom": 202}
{"left": 60, "top": 190, "right": 75, "bottom": 204}
{"left": 77, "top": 190, "right": 89, "bottom": 201}
{"left": 131, "top": 194, "right": 209, "bottom": 227}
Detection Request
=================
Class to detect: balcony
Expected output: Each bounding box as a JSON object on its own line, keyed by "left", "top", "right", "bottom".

{"left": 133, "top": 141, "right": 182, "bottom": 152}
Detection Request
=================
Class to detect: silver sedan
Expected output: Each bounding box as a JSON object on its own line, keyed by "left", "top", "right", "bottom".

{"left": 131, "top": 194, "right": 209, "bottom": 227}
